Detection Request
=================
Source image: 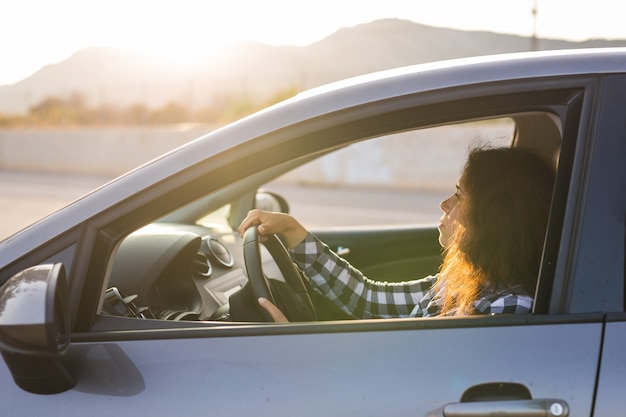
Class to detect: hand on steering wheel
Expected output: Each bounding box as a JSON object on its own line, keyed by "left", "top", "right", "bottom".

{"left": 242, "top": 227, "right": 317, "bottom": 322}
{"left": 258, "top": 297, "right": 288, "bottom": 322}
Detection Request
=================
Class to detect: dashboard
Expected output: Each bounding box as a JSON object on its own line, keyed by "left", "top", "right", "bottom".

{"left": 104, "top": 222, "right": 279, "bottom": 321}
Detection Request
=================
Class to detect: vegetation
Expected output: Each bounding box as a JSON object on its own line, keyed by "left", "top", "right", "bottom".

{"left": 0, "top": 86, "right": 300, "bottom": 128}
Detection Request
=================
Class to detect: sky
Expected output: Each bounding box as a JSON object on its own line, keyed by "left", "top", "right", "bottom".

{"left": 2, "top": 0, "right": 625, "bottom": 86}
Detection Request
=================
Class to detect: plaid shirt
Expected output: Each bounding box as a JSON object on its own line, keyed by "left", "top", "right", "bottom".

{"left": 290, "top": 233, "right": 533, "bottom": 318}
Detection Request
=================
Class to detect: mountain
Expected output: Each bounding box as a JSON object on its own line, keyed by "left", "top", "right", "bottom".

{"left": 1, "top": 18, "right": 625, "bottom": 114}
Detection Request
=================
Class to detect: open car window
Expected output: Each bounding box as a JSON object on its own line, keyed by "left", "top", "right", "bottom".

{"left": 264, "top": 118, "right": 516, "bottom": 228}
{"left": 100, "top": 111, "right": 563, "bottom": 325}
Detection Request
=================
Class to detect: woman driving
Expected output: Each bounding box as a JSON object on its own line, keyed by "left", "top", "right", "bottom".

{"left": 239, "top": 146, "right": 556, "bottom": 322}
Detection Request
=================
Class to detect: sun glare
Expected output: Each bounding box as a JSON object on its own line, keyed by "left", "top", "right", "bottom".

{"left": 53, "top": 1, "right": 264, "bottom": 69}
{"left": 106, "top": 11, "right": 242, "bottom": 67}
{"left": 134, "top": 38, "right": 233, "bottom": 67}
{"left": 4, "top": 0, "right": 626, "bottom": 86}
{"left": 103, "top": 1, "right": 337, "bottom": 67}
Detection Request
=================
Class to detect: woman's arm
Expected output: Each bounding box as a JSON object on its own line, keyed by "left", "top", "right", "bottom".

{"left": 239, "top": 210, "right": 437, "bottom": 320}
{"left": 293, "top": 233, "right": 436, "bottom": 319}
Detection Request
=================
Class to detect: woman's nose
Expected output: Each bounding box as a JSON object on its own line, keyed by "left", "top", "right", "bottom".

{"left": 440, "top": 195, "right": 454, "bottom": 213}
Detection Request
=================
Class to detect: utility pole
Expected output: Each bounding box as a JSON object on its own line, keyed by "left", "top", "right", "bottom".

{"left": 531, "top": 0, "right": 539, "bottom": 51}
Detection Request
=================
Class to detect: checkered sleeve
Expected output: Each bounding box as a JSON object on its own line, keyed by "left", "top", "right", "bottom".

{"left": 473, "top": 291, "right": 534, "bottom": 315}
{"left": 290, "top": 233, "right": 437, "bottom": 319}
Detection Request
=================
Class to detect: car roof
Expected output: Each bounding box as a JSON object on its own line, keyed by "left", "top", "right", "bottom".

{"left": 295, "top": 47, "right": 626, "bottom": 101}
{"left": 2, "top": 48, "right": 626, "bottom": 265}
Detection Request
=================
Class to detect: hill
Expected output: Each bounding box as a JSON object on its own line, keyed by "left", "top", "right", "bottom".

{"left": 1, "top": 18, "right": 625, "bottom": 114}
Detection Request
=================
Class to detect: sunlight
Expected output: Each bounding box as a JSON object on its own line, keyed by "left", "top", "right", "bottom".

{"left": 132, "top": 37, "right": 233, "bottom": 67}
{"left": 97, "top": 1, "right": 331, "bottom": 66}
{"left": 3, "top": 0, "right": 626, "bottom": 86}
{"left": 105, "top": 7, "right": 241, "bottom": 66}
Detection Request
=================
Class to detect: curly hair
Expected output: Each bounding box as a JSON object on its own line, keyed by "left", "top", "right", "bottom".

{"left": 436, "top": 146, "right": 556, "bottom": 315}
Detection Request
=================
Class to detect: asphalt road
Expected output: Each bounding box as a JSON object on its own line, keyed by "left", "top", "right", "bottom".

{"left": 0, "top": 170, "right": 447, "bottom": 241}
{"left": 0, "top": 171, "right": 113, "bottom": 240}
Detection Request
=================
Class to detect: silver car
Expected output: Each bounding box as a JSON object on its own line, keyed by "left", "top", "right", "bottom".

{"left": 1, "top": 48, "right": 625, "bottom": 416}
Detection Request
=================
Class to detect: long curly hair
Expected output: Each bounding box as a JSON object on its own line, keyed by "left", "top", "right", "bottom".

{"left": 436, "top": 146, "right": 556, "bottom": 315}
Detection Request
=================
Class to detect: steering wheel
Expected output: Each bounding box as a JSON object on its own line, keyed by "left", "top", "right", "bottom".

{"left": 242, "top": 227, "right": 317, "bottom": 322}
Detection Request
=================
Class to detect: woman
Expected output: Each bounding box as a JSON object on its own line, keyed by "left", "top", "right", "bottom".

{"left": 239, "top": 146, "right": 556, "bottom": 322}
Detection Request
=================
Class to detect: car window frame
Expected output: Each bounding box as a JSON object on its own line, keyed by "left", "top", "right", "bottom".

{"left": 71, "top": 75, "right": 600, "bottom": 332}
{"left": 556, "top": 73, "right": 626, "bottom": 314}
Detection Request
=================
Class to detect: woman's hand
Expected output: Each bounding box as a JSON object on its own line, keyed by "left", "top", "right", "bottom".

{"left": 258, "top": 297, "right": 289, "bottom": 323}
{"left": 239, "top": 210, "right": 304, "bottom": 323}
{"left": 238, "top": 209, "right": 308, "bottom": 249}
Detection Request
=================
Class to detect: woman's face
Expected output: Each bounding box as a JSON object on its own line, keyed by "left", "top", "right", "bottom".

{"left": 438, "top": 183, "right": 465, "bottom": 247}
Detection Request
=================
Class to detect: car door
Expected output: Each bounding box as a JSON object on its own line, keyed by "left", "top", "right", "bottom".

{"left": 0, "top": 65, "right": 613, "bottom": 416}
{"left": 0, "top": 314, "right": 603, "bottom": 416}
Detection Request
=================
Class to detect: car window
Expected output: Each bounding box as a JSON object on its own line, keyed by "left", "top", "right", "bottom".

{"left": 101, "top": 109, "right": 563, "bottom": 325}
{"left": 264, "top": 119, "right": 515, "bottom": 228}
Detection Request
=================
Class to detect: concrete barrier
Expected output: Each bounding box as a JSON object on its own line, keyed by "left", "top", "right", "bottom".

{"left": 0, "top": 122, "right": 512, "bottom": 189}
{"left": 0, "top": 125, "right": 213, "bottom": 176}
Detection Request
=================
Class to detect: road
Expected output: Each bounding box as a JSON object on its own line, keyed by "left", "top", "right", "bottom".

{"left": 0, "top": 171, "right": 113, "bottom": 240}
{"left": 0, "top": 171, "right": 447, "bottom": 241}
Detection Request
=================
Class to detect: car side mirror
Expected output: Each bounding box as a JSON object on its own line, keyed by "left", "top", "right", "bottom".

{"left": 255, "top": 190, "right": 290, "bottom": 213}
{"left": 0, "top": 263, "right": 75, "bottom": 393}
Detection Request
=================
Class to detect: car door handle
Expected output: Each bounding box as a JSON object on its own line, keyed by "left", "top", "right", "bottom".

{"left": 437, "top": 398, "right": 569, "bottom": 417}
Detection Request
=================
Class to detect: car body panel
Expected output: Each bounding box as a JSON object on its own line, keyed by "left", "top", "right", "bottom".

{"left": 594, "top": 316, "right": 626, "bottom": 416}
{"left": 0, "top": 316, "right": 603, "bottom": 416}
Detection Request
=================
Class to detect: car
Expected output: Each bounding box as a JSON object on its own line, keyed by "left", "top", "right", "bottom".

{"left": 1, "top": 47, "right": 625, "bottom": 416}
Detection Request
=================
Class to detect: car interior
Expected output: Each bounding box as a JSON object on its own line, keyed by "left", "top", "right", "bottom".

{"left": 96, "top": 110, "right": 563, "bottom": 328}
